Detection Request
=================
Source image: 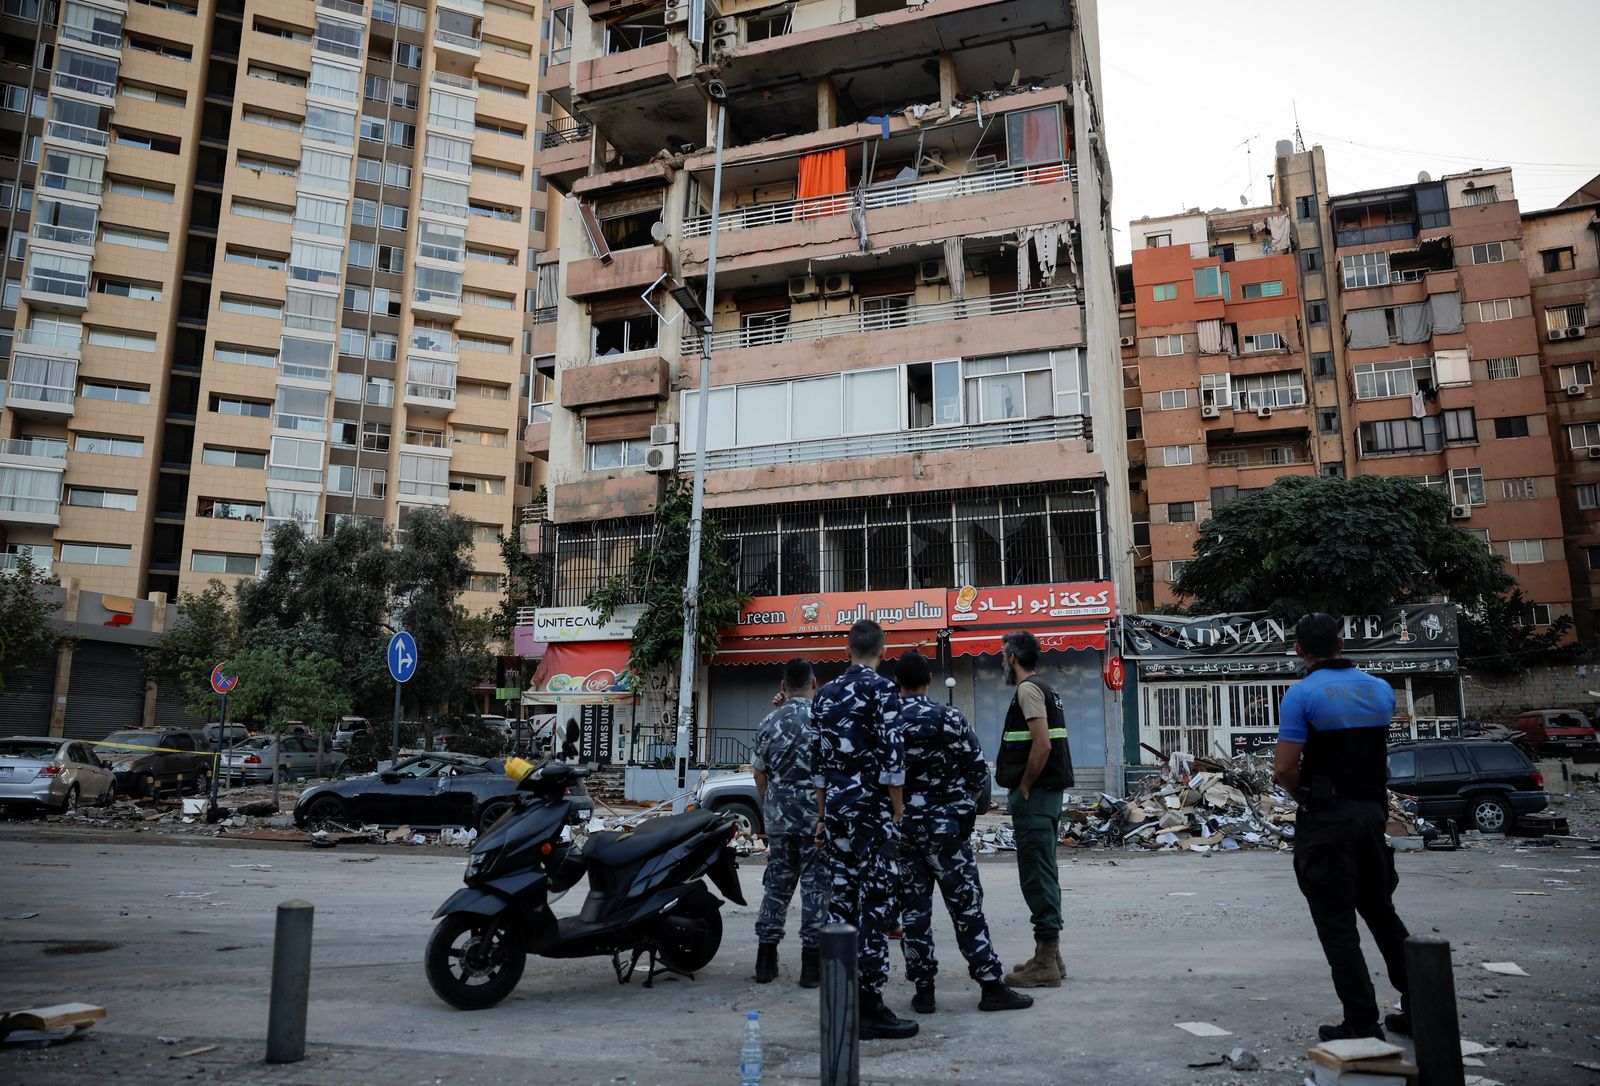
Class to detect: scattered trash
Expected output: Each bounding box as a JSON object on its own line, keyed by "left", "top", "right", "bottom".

{"left": 1481, "top": 962, "right": 1529, "bottom": 977}
{"left": 166, "top": 891, "right": 214, "bottom": 900}
{"left": 1460, "top": 1040, "right": 1499, "bottom": 1057}
{"left": 3, "top": 913, "right": 39, "bottom": 920}
{"left": 0, "top": 1003, "right": 105, "bottom": 1048}
{"left": 439, "top": 828, "right": 479, "bottom": 847}
{"left": 172, "top": 1044, "right": 217, "bottom": 1059}
{"left": 1574, "top": 1060, "right": 1600, "bottom": 1073}
{"left": 181, "top": 798, "right": 209, "bottom": 815}
{"left": 228, "top": 864, "right": 272, "bottom": 871}
{"left": 339, "top": 855, "right": 378, "bottom": 863}
{"left": 237, "top": 802, "right": 279, "bottom": 816}
{"left": 1510, "top": 891, "right": 1549, "bottom": 896}
{"left": 1174, "top": 1021, "right": 1232, "bottom": 1037}
{"left": 1306, "top": 1037, "right": 1414, "bottom": 1085}
{"left": 385, "top": 825, "right": 414, "bottom": 843}
{"left": 1226, "top": 1047, "right": 1259, "bottom": 1072}
{"left": 157, "top": 1035, "right": 184, "bottom": 1045}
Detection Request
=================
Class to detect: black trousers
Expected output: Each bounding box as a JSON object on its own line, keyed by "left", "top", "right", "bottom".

{"left": 1292, "top": 802, "right": 1411, "bottom": 1026}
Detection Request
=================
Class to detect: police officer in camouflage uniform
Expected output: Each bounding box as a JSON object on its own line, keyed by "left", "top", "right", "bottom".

{"left": 895, "top": 652, "right": 1033, "bottom": 1016}
{"left": 751, "top": 658, "right": 827, "bottom": 989}
{"left": 811, "top": 620, "right": 918, "bottom": 1040}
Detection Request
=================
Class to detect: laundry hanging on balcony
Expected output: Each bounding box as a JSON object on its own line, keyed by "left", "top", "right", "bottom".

{"left": 796, "top": 148, "right": 848, "bottom": 220}
{"left": 1015, "top": 221, "right": 1071, "bottom": 290}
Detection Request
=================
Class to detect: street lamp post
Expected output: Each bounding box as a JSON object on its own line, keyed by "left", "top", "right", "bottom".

{"left": 671, "top": 87, "right": 729, "bottom": 813}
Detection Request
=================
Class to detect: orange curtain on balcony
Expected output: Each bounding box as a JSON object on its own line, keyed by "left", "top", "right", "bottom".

{"left": 796, "top": 148, "right": 847, "bottom": 219}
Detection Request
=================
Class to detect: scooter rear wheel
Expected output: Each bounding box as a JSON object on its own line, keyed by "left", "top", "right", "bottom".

{"left": 655, "top": 894, "right": 723, "bottom": 974}
{"left": 426, "top": 912, "right": 527, "bottom": 1010}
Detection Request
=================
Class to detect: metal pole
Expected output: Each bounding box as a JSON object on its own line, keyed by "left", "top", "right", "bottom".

{"left": 209, "top": 693, "right": 225, "bottom": 813}
{"left": 819, "top": 922, "right": 859, "bottom": 1086}
{"left": 1406, "top": 935, "right": 1465, "bottom": 1086}
{"left": 265, "top": 900, "right": 314, "bottom": 1064}
{"left": 390, "top": 682, "right": 402, "bottom": 768}
{"left": 672, "top": 98, "right": 728, "bottom": 814}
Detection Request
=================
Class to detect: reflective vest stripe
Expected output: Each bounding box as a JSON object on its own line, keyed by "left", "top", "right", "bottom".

{"left": 1002, "top": 728, "right": 1069, "bottom": 741}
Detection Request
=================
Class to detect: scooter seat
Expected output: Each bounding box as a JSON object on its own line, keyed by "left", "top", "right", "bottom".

{"left": 585, "top": 810, "right": 723, "bottom": 868}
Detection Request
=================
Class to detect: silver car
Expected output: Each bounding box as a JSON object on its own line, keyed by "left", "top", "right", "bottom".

{"left": 0, "top": 737, "right": 117, "bottom": 813}
{"left": 221, "top": 734, "right": 347, "bottom": 785}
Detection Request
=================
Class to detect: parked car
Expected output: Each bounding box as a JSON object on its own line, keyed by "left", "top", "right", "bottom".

{"left": 333, "top": 717, "right": 373, "bottom": 750}
{"left": 1511, "top": 708, "right": 1599, "bottom": 753}
{"left": 293, "top": 753, "right": 593, "bottom": 831}
{"left": 692, "top": 770, "right": 763, "bottom": 836}
{"left": 96, "top": 730, "right": 213, "bottom": 798}
{"left": 221, "top": 734, "right": 347, "bottom": 785}
{"left": 194, "top": 723, "right": 251, "bottom": 750}
{"left": 0, "top": 737, "right": 118, "bottom": 814}
{"left": 1387, "top": 739, "right": 1549, "bottom": 834}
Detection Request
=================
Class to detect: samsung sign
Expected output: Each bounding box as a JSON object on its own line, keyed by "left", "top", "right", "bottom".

{"left": 531, "top": 605, "right": 645, "bottom": 643}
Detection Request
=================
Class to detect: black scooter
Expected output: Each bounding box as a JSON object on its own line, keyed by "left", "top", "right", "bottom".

{"left": 425, "top": 744, "right": 746, "bottom": 1010}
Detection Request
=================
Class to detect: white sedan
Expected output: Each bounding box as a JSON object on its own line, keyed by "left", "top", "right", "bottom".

{"left": 0, "top": 737, "right": 117, "bottom": 814}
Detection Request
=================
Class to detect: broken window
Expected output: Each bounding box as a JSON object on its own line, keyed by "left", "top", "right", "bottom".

{"left": 604, "top": 8, "right": 667, "bottom": 54}
{"left": 596, "top": 189, "right": 664, "bottom": 251}
{"left": 906, "top": 360, "right": 961, "bottom": 429}
{"left": 1004, "top": 105, "right": 1064, "bottom": 167}
{"left": 593, "top": 312, "right": 658, "bottom": 355}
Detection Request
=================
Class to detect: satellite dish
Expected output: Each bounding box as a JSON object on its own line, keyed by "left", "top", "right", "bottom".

{"left": 650, "top": 221, "right": 667, "bottom": 243}
{"left": 1417, "top": 171, "right": 1432, "bottom": 183}
{"left": 1239, "top": 195, "right": 1248, "bottom": 206}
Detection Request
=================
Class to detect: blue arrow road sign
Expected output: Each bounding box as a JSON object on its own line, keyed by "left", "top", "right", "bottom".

{"left": 388, "top": 631, "right": 418, "bottom": 684}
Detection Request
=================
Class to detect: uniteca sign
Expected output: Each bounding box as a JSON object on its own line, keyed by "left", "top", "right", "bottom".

{"left": 531, "top": 605, "right": 644, "bottom": 643}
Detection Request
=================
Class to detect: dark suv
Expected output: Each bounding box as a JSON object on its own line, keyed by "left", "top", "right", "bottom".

{"left": 1387, "top": 739, "right": 1548, "bottom": 834}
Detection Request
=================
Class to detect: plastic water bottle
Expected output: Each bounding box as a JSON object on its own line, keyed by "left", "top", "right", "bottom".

{"left": 739, "top": 1010, "right": 763, "bottom": 1086}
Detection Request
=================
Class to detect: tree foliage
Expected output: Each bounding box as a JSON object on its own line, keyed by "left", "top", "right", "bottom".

{"left": 0, "top": 553, "right": 68, "bottom": 693}
{"left": 492, "top": 517, "right": 547, "bottom": 643}
{"left": 140, "top": 580, "right": 241, "bottom": 716}
{"left": 393, "top": 507, "right": 482, "bottom": 724}
{"left": 225, "top": 643, "right": 352, "bottom": 803}
{"left": 1171, "top": 474, "right": 1572, "bottom": 672}
{"left": 587, "top": 476, "right": 748, "bottom": 685}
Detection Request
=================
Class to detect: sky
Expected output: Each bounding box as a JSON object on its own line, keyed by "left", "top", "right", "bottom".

{"left": 1097, "top": 0, "right": 1600, "bottom": 262}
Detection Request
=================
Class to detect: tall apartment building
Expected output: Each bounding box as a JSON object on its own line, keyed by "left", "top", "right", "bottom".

{"left": 1130, "top": 147, "right": 1575, "bottom": 642}
{"left": 1521, "top": 182, "right": 1600, "bottom": 639}
{"left": 525, "top": 0, "right": 1132, "bottom": 780}
{"left": 0, "top": 0, "right": 549, "bottom": 614}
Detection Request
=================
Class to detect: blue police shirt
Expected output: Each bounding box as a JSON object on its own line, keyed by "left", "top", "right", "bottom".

{"left": 1277, "top": 660, "right": 1395, "bottom": 799}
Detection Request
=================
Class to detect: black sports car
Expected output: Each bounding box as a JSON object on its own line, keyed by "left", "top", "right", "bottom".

{"left": 293, "top": 753, "right": 593, "bottom": 832}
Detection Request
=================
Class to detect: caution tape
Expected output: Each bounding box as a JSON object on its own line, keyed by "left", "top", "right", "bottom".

{"left": 90, "top": 740, "right": 222, "bottom": 766}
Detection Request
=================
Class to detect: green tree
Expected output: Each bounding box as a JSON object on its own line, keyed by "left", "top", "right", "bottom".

{"left": 141, "top": 580, "right": 241, "bottom": 716}
{"left": 225, "top": 644, "right": 351, "bottom": 806}
{"left": 1171, "top": 474, "right": 1572, "bottom": 671}
{"left": 0, "top": 553, "right": 67, "bottom": 693}
{"left": 392, "top": 508, "right": 483, "bottom": 737}
{"left": 493, "top": 518, "right": 548, "bottom": 643}
{"left": 587, "top": 476, "right": 747, "bottom": 684}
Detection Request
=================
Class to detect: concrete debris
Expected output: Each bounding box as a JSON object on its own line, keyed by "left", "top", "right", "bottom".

{"left": 1226, "top": 1047, "right": 1261, "bottom": 1071}
{"left": 438, "top": 828, "right": 478, "bottom": 847}
{"left": 1481, "top": 961, "right": 1529, "bottom": 976}
{"left": 1174, "top": 1021, "right": 1232, "bottom": 1037}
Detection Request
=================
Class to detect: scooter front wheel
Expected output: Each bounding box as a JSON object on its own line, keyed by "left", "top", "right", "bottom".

{"left": 425, "top": 912, "right": 527, "bottom": 1010}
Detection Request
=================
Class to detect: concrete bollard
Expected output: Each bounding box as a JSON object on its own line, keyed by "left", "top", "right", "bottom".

{"left": 819, "top": 922, "right": 858, "bottom": 1086}
{"left": 1405, "top": 935, "right": 1465, "bottom": 1086}
{"left": 266, "top": 900, "right": 315, "bottom": 1064}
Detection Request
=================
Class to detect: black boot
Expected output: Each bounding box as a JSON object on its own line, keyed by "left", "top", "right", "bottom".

{"left": 1384, "top": 1003, "right": 1412, "bottom": 1037}
{"left": 978, "top": 981, "right": 1033, "bottom": 1012}
{"left": 911, "top": 984, "right": 936, "bottom": 1014}
{"left": 859, "top": 991, "right": 919, "bottom": 1040}
{"left": 754, "top": 943, "right": 779, "bottom": 984}
{"left": 1318, "top": 1021, "right": 1385, "bottom": 1042}
{"left": 798, "top": 947, "right": 819, "bottom": 990}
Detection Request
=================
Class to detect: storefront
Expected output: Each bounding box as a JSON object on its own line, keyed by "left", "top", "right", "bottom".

{"left": 520, "top": 605, "right": 644, "bottom": 764}
{"left": 1121, "top": 605, "right": 1463, "bottom": 764}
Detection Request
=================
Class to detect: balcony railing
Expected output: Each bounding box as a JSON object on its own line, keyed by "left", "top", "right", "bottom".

{"left": 405, "top": 382, "right": 456, "bottom": 403}
{"left": 687, "top": 414, "right": 1090, "bottom": 473}
{"left": 5, "top": 380, "right": 75, "bottom": 407}
{"left": 544, "top": 118, "right": 591, "bottom": 147}
{"left": 0, "top": 437, "right": 69, "bottom": 460}
{"left": 683, "top": 161, "right": 1075, "bottom": 239}
{"left": 33, "top": 221, "right": 97, "bottom": 248}
{"left": 410, "top": 330, "right": 458, "bottom": 355}
{"left": 684, "top": 285, "right": 1079, "bottom": 355}
{"left": 1207, "top": 449, "right": 1308, "bottom": 469}
{"left": 0, "top": 551, "right": 54, "bottom": 575}
{"left": 0, "top": 495, "right": 61, "bottom": 516}
{"left": 519, "top": 500, "right": 547, "bottom": 524}
{"left": 435, "top": 28, "right": 481, "bottom": 50}
{"left": 549, "top": 46, "right": 570, "bottom": 64}
{"left": 16, "top": 328, "right": 83, "bottom": 353}
{"left": 317, "top": 0, "right": 365, "bottom": 16}
{"left": 431, "top": 70, "right": 477, "bottom": 92}
{"left": 403, "top": 429, "right": 449, "bottom": 449}
{"left": 53, "top": 72, "right": 116, "bottom": 101}
{"left": 46, "top": 120, "right": 110, "bottom": 148}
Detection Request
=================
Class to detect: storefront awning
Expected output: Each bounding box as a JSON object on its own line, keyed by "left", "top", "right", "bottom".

{"left": 717, "top": 631, "right": 941, "bottom": 667}
{"left": 525, "top": 641, "right": 636, "bottom": 703}
{"left": 948, "top": 626, "right": 1106, "bottom": 657}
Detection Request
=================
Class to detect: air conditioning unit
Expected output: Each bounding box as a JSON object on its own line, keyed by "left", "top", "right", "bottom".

{"left": 1567, "top": 383, "right": 1587, "bottom": 397}
{"left": 1200, "top": 404, "right": 1221, "bottom": 420}
{"left": 710, "top": 16, "right": 744, "bottom": 54}
{"left": 645, "top": 444, "right": 677, "bottom": 473}
{"left": 787, "top": 274, "right": 819, "bottom": 301}
{"left": 663, "top": 0, "right": 689, "bottom": 26}
{"left": 916, "top": 259, "right": 948, "bottom": 286}
{"left": 821, "top": 272, "right": 852, "bottom": 297}
{"left": 1450, "top": 504, "right": 1471, "bottom": 519}
{"left": 1588, "top": 447, "right": 1600, "bottom": 462}
{"left": 1569, "top": 326, "right": 1588, "bottom": 339}
{"left": 1256, "top": 406, "right": 1274, "bottom": 419}
{"left": 1550, "top": 329, "right": 1568, "bottom": 342}
{"left": 650, "top": 423, "right": 678, "bottom": 446}
{"left": 1119, "top": 336, "right": 1135, "bottom": 348}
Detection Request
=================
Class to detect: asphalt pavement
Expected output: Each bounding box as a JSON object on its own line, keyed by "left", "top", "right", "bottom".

{"left": 1, "top": 828, "right": 1597, "bottom": 1085}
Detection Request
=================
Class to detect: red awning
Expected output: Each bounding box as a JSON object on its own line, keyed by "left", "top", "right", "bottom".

{"left": 531, "top": 641, "right": 635, "bottom": 694}
{"left": 717, "top": 631, "right": 940, "bottom": 667}
{"left": 948, "top": 626, "right": 1106, "bottom": 657}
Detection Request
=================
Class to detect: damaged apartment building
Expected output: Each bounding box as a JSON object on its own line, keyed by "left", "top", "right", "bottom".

{"left": 522, "top": 0, "right": 1134, "bottom": 785}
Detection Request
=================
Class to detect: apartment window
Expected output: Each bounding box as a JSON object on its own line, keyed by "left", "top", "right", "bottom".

{"left": 280, "top": 336, "right": 333, "bottom": 381}
{"left": 1475, "top": 298, "right": 1513, "bottom": 322}
{"left": 1558, "top": 361, "right": 1595, "bottom": 389}
{"left": 359, "top": 468, "right": 386, "bottom": 499}
{"left": 1588, "top": 546, "right": 1600, "bottom": 571}
{"left": 1468, "top": 241, "right": 1504, "bottom": 265}
{"left": 201, "top": 447, "right": 267, "bottom": 469}
{"left": 1317, "top": 407, "right": 1340, "bottom": 435}
{"left": 80, "top": 381, "right": 149, "bottom": 404}
{"left": 1151, "top": 283, "right": 1177, "bottom": 302}
{"left": 390, "top": 82, "right": 418, "bottom": 109}
{"left": 197, "top": 498, "right": 263, "bottom": 521}
{"left": 589, "top": 439, "right": 647, "bottom": 470}
{"left": 211, "top": 395, "right": 270, "bottom": 418}
{"left": 1153, "top": 334, "right": 1184, "bottom": 357}
{"left": 1342, "top": 251, "right": 1389, "bottom": 289}
{"left": 1166, "top": 560, "right": 1188, "bottom": 584}
{"left": 74, "top": 433, "right": 143, "bottom": 457}
{"left": 428, "top": 90, "right": 475, "bottom": 133}
{"left": 1442, "top": 408, "right": 1477, "bottom": 444}
{"left": 350, "top": 197, "right": 377, "bottom": 228}
{"left": 190, "top": 552, "right": 258, "bottom": 576}
{"left": 25, "top": 251, "right": 91, "bottom": 298}
{"left": 397, "top": 43, "right": 422, "bottom": 68}
{"left": 1232, "top": 371, "right": 1305, "bottom": 411}
{"left": 1353, "top": 358, "right": 1433, "bottom": 400}
{"left": 361, "top": 422, "right": 390, "bottom": 453}
{"left": 100, "top": 226, "right": 168, "bottom": 252}
{"left": 1125, "top": 407, "right": 1142, "bottom": 439}
{"left": 1162, "top": 445, "right": 1193, "bottom": 467}
{"left": 1361, "top": 417, "right": 1442, "bottom": 457}
{"left": 1568, "top": 422, "right": 1600, "bottom": 451}
{"left": 1193, "top": 266, "right": 1222, "bottom": 299}
{"left": 107, "top": 180, "right": 174, "bottom": 203}
{"left": 232, "top": 198, "right": 293, "bottom": 223}
{"left": 365, "top": 377, "right": 394, "bottom": 406}
{"left": 1311, "top": 353, "right": 1334, "bottom": 380}
{"left": 305, "top": 104, "right": 356, "bottom": 148}
{"left": 1501, "top": 477, "right": 1537, "bottom": 501}
{"left": 1547, "top": 303, "right": 1590, "bottom": 335}
{"left": 275, "top": 387, "right": 328, "bottom": 433}
{"left": 215, "top": 345, "right": 276, "bottom": 369}
{"left": 1241, "top": 280, "right": 1283, "bottom": 299}
{"left": 1579, "top": 484, "right": 1600, "bottom": 511}
{"left": 1493, "top": 416, "right": 1530, "bottom": 439}
{"left": 119, "top": 83, "right": 184, "bottom": 108}
{"left": 344, "top": 286, "right": 370, "bottom": 314}
{"left": 86, "top": 328, "right": 156, "bottom": 352}
{"left": 348, "top": 240, "right": 373, "bottom": 268}
{"left": 1242, "top": 332, "right": 1285, "bottom": 352}
{"left": 1507, "top": 539, "right": 1544, "bottom": 565}
{"left": 1485, "top": 357, "right": 1522, "bottom": 380}
{"left": 1449, "top": 467, "right": 1486, "bottom": 507}
{"left": 1462, "top": 186, "right": 1498, "bottom": 206}
{"left": 593, "top": 313, "right": 658, "bottom": 356}
{"left": 1300, "top": 248, "right": 1323, "bottom": 273}
{"left": 1199, "top": 373, "right": 1231, "bottom": 409}
{"left": 242, "top": 108, "right": 301, "bottom": 132}
{"left": 218, "top": 295, "right": 282, "bottom": 319}
{"left": 1167, "top": 501, "right": 1196, "bottom": 524}
{"left": 398, "top": 454, "right": 448, "bottom": 499}
{"left": 380, "top": 204, "right": 408, "bottom": 230}
{"left": 1542, "top": 247, "right": 1576, "bottom": 274}
{"left": 1145, "top": 232, "right": 1171, "bottom": 248}
{"left": 1158, "top": 389, "right": 1188, "bottom": 411}
{"left": 66, "top": 487, "right": 136, "bottom": 511}
{"left": 1307, "top": 302, "right": 1329, "bottom": 326}
{"left": 285, "top": 291, "right": 337, "bottom": 334}
{"left": 248, "top": 64, "right": 305, "bottom": 88}
{"left": 224, "top": 247, "right": 287, "bottom": 271}
{"left": 1294, "top": 195, "right": 1315, "bottom": 222}
{"left": 268, "top": 436, "right": 323, "bottom": 484}
{"left": 60, "top": 544, "right": 130, "bottom": 567}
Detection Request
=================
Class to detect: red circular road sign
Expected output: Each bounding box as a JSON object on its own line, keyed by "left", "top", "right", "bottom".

{"left": 210, "top": 664, "right": 239, "bottom": 696}
{"left": 1102, "top": 656, "right": 1126, "bottom": 692}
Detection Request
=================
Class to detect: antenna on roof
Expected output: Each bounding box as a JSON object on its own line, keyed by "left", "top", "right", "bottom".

{"left": 1234, "top": 134, "right": 1259, "bottom": 206}
{"left": 1292, "top": 100, "right": 1306, "bottom": 153}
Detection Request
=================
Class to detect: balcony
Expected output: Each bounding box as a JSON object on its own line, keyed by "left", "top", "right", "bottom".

{"left": 0, "top": 549, "right": 54, "bottom": 576}
{"left": 403, "top": 381, "right": 457, "bottom": 414}
{"left": 45, "top": 119, "right": 111, "bottom": 150}
{"left": 0, "top": 461, "right": 66, "bottom": 527}
{"left": 0, "top": 437, "right": 69, "bottom": 464}
{"left": 53, "top": 69, "right": 117, "bottom": 102}
{"left": 541, "top": 117, "right": 597, "bottom": 191}
{"left": 412, "top": 289, "right": 464, "bottom": 319}
{"left": 569, "top": 39, "right": 701, "bottom": 161}
{"left": 566, "top": 243, "right": 669, "bottom": 300}
{"left": 688, "top": 414, "right": 1087, "bottom": 473}
{"left": 550, "top": 472, "right": 662, "bottom": 524}
{"left": 2, "top": 355, "right": 77, "bottom": 420}
{"left": 401, "top": 428, "right": 452, "bottom": 452}
{"left": 434, "top": 27, "right": 481, "bottom": 54}
{"left": 560, "top": 354, "right": 669, "bottom": 412}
